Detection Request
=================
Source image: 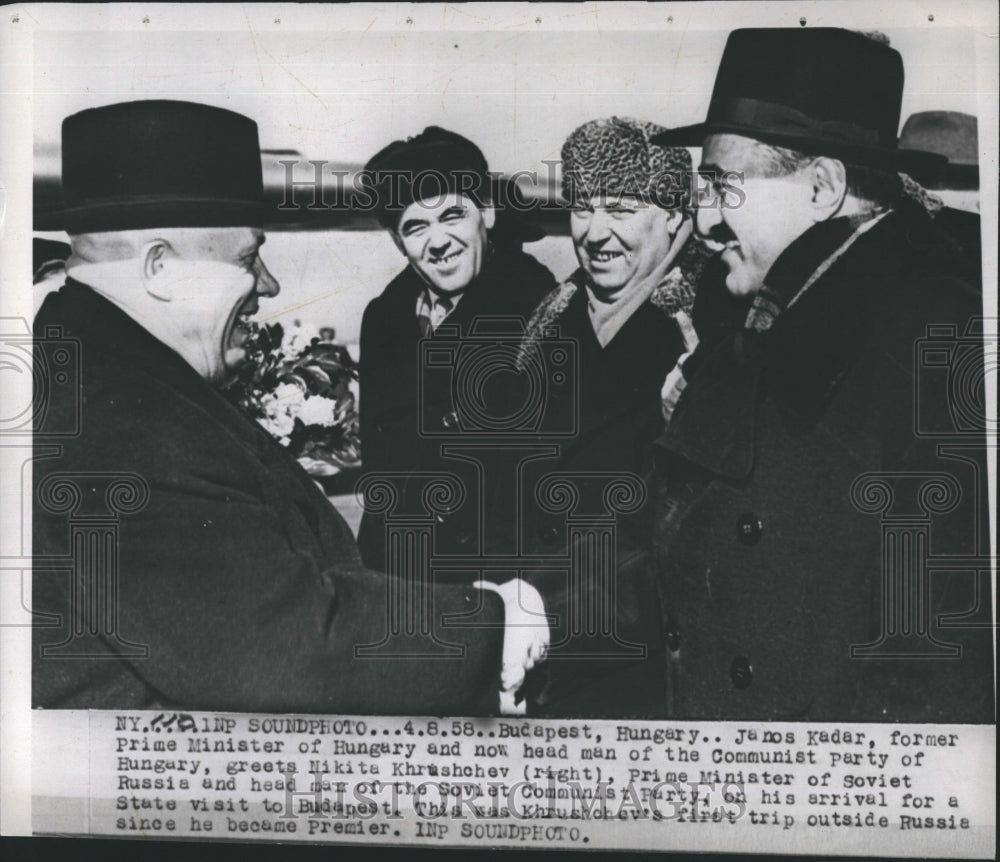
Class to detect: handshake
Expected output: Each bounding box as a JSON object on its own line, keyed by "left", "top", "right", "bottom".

{"left": 476, "top": 579, "right": 550, "bottom": 715}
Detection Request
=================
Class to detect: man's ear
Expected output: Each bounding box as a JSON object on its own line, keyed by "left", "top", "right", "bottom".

{"left": 809, "top": 157, "right": 848, "bottom": 221}
{"left": 389, "top": 230, "right": 405, "bottom": 256}
{"left": 141, "top": 239, "right": 175, "bottom": 300}
{"left": 480, "top": 204, "right": 496, "bottom": 231}
{"left": 664, "top": 206, "right": 686, "bottom": 236}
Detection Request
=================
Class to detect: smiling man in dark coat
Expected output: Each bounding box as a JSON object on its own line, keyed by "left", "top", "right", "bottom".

{"left": 30, "top": 100, "right": 528, "bottom": 713}
{"left": 509, "top": 117, "right": 719, "bottom": 718}
{"left": 356, "top": 127, "right": 556, "bottom": 573}
{"left": 648, "top": 29, "right": 994, "bottom": 722}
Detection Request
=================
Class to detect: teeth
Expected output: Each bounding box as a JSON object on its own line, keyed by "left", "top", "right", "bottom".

{"left": 701, "top": 239, "right": 739, "bottom": 254}
{"left": 433, "top": 250, "right": 462, "bottom": 265}
{"left": 591, "top": 252, "right": 623, "bottom": 262}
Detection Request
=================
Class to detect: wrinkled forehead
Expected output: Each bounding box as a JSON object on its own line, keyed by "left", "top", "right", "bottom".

{"left": 68, "top": 225, "right": 264, "bottom": 261}
{"left": 698, "top": 133, "right": 765, "bottom": 172}
{"left": 400, "top": 191, "right": 481, "bottom": 218}
{"left": 174, "top": 225, "right": 264, "bottom": 257}
{"left": 396, "top": 192, "right": 487, "bottom": 230}
{"left": 576, "top": 193, "right": 662, "bottom": 209}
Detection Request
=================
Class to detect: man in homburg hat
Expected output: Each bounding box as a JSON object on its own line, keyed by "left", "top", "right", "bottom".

{"left": 900, "top": 110, "right": 981, "bottom": 271}
{"left": 32, "top": 101, "right": 546, "bottom": 712}
{"left": 356, "top": 127, "right": 556, "bottom": 573}
{"left": 648, "top": 29, "right": 993, "bottom": 721}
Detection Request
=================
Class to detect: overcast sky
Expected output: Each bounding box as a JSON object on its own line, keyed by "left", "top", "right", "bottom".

{"left": 33, "top": 25, "right": 980, "bottom": 173}
{"left": 26, "top": 7, "right": 990, "bottom": 342}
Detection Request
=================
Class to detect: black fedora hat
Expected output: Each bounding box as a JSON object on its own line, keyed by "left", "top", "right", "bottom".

{"left": 900, "top": 111, "right": 979, "bottom": 190}
{"left": 36, "top": 100, "right": 265, "bottom": 232}
{"left": 652, "top": 28, "right": 944, "bottom": 174}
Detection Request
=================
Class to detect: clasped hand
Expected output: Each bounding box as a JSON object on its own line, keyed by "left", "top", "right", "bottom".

{"left": 475, "top": 578, "right": 550, "bottom": 715}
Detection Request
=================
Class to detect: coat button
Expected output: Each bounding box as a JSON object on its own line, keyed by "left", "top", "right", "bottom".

{"left": 730, "top": 655, "right": 753, "bottom": 689}
{"left": 538, "top": 526, "right": 560, "bottom": 545}
{"left": 736, "top": 512, "right": 763, "bottom": 545}
{"left": 442, "top": 411, "right": 460, "bottom": 430}
{"left": 664, "top": 628, "right": 681, "bottom": 652}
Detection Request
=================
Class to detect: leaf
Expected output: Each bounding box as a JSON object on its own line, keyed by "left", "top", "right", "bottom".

{"left": 300, "top": 364, "right": 332, "bottom": 386}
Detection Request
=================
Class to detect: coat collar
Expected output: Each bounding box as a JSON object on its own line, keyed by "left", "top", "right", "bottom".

{"left": 516, "top": 265, "right": 693, "bottom": 371}
{"left": 654, "top": 211, "right": 915, "bottom": 479}
{"left": 36, "top": 279, "right": 269, "bottom": 451}
{"left": 377, "top": 244, "right": 539, "bottom": 320}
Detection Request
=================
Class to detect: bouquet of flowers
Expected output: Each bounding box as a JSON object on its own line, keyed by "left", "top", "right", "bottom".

{"left": 224, "top": 320, "right": 361, "bottom": 476}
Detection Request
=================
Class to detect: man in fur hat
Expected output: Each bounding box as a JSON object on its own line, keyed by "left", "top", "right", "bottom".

{"left": 510, "top": 117, "right": 720, "bottom": 717}
{"left": 648, "top": 29, "right": 993, "bottom": 721}
{"left": 32, "top": 101, "right": 546, "bottom": 713}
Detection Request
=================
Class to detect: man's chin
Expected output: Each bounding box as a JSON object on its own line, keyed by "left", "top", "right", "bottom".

{"left": 587, "top": 278, "right": 629, "bottom": 302}
{"left": 723, "top": 266, "right": 762, "bottom": 298}
{"left": 222, "top": 345, "right": 248, "bottom": 376}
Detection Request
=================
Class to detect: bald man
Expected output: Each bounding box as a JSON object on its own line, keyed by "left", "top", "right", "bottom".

{"left": 32, "top": 100, "right": 547, "bottom": 714}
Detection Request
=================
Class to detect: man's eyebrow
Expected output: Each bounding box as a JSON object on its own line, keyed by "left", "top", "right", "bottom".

{"left": 440, "top": 205, "right": 467, "bottom": 218}
{"left": 239, "top": 234, "right": 266, "bottom": 255}
{"left": 697, "top": 162, "right": 725, "bottom": 174}
{"left": 399, "top": 215, "right": 429, "bottom": 232}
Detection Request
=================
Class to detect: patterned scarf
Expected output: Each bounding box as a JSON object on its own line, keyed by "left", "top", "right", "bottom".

{"left": 515, "top": 238, "right": 707, "bottom": 371}
{"left": 745, "top": 210, "right": 892, "bottom": 333}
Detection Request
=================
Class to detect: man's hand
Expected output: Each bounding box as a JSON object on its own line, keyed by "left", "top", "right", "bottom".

{"left": 475, "top": 578, "right": 550, "bottom": 714}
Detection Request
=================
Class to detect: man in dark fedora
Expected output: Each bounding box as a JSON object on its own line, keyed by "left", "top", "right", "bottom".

{"left": 356, "top": 126, "right": 556, "bottom": 573}
{"left": 900, "top": 110, "right": 981, "bottom": 271}
{"left": 647, "top": 29, "right": 993, "bottom": 721}
{"left": 31, "top": 100, "right": 546, "bottom": 713}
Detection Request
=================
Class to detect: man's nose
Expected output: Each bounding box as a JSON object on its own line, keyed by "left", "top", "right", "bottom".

{"left": 583, "top": 210, "right": 613, "bottom": 243}
{"left": 694, "top": 198, "right": 722, "bottom": 237}
{"left": 255, "top": 257, "right": 280, "bottom": 297}
{"left": 426, "top": 229, "right": 453, "bottom": 256}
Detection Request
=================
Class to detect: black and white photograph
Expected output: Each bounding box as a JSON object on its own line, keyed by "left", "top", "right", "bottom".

{"left": 1, "top": 1, "right": 996, "bottom": 855}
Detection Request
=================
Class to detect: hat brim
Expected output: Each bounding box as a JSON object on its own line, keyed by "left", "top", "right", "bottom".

{"left": 35, "top": 196, "right": 267, "bottom": 233}
{"left": 651, "top": 123, "right": 945, "bottom": 175}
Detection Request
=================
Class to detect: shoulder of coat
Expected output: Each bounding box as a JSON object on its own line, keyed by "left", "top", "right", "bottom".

{"left": 515, "top": 279, "right": 579, "bottom": 370}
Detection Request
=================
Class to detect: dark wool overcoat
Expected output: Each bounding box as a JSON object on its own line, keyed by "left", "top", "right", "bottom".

{"left": 356, "top": 246, "right": 555, "bottom": 573}
{"left": 32, "top": 281, "right": 505, "bottom": 713}
{"left": 650, "top": 210, "right": 994, "bottom": 723}
{"left": 505, "top": 269, "right": 707, "bottom": 719}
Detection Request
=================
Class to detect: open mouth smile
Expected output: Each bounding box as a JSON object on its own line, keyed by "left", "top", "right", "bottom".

{"left": 701, "top": 237, "right": 741, "bottom": 255}
{"left": 589, "top": 250, "right": 624, "bottom": 263}
{"left": 229, "top": 299, "right": 259, "bottom": 346}
{"left": 430, "top": 249, "right": 464, "bottom": 266}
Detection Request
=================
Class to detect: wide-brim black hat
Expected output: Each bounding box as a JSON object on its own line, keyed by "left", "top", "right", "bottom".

{"left": 652, "top": 28, "right": 945, "bottom": 175}
{"left": 36, "top": 100, "right": 266, "bottom": 232}
{"left": 899, "top": 111, "right": 979, "bottom": 190}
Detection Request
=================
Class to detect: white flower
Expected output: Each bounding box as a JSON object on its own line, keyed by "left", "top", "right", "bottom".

{"left": 283, "top": 321, "right": 322, "bottom": 355}
{"left": 269, "top": 381, "right": 307, "bottom": 405}
{"left": 257, "top": 411, "right": 295, "bottom": 441}
{"left": 296, "top": 394, "right": 339, "bottom": 428}
{"left": 257, "top": 382, "right": 304, "bottom": 441}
